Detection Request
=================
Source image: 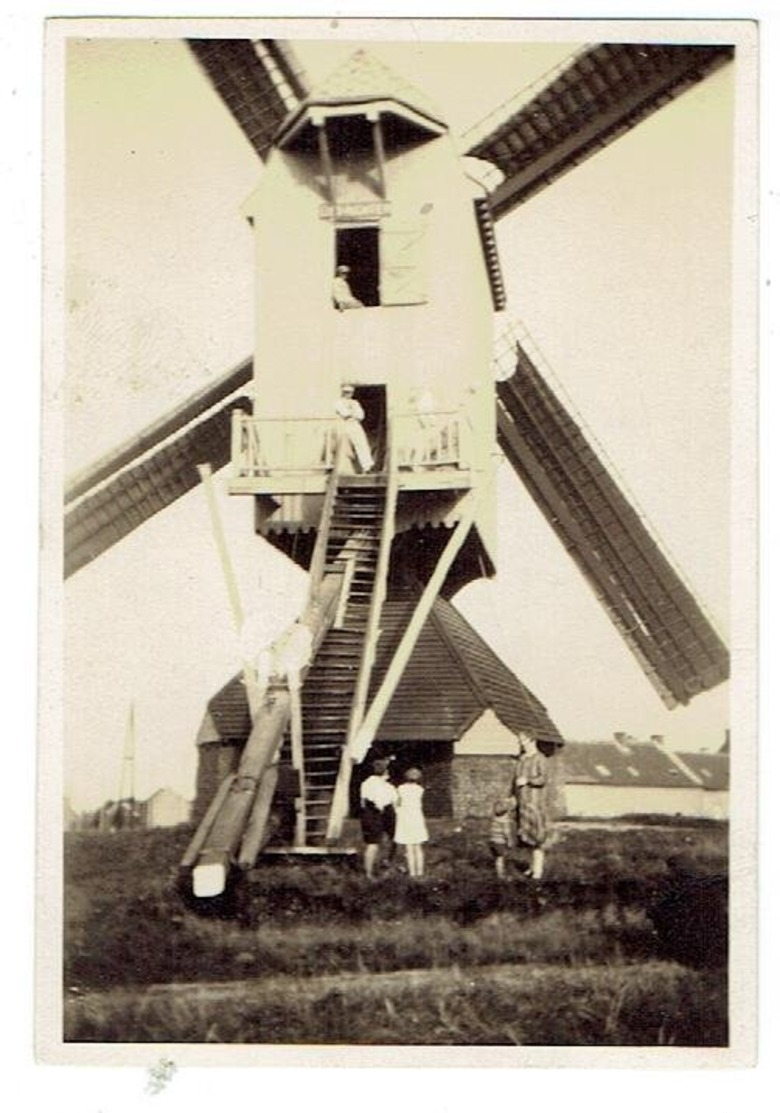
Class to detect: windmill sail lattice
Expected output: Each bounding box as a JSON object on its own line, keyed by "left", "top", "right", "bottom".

{"left": 494, "top": 327, "right": 729, "bottom": 708}
{"left": 64, "top": 360, "right": 253, "bottom": 578}
{"left": 187, "top": 39, "right": 309, "bottom": 160}
{"left": 466, "top": 42, "right": 735, "bottom": 218}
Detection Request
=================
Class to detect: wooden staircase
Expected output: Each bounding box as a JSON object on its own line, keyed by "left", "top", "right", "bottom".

{"left": 285, "top": 480, "right": 386, "bottom": 845}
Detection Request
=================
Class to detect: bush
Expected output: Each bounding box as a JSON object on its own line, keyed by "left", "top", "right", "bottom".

{"left": 647, "top": 857, "right": 728, "bottom": 969}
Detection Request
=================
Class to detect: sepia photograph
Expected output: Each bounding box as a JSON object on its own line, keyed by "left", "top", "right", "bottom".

{"left": 38, "top": 14, "right": 758, "bottom": 1065}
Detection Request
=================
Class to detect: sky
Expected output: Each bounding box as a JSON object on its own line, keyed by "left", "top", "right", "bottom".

{"left": 56, "top": 21, "right": 743, "bottom": 813}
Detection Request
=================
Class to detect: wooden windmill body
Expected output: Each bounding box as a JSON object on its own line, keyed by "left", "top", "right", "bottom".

{"left": 63, "top": 37, "right": 732, "bottom": 897}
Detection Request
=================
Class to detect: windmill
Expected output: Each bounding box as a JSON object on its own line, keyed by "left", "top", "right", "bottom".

{"left": 63, "top": 35, "right": 732, "bottom": 896}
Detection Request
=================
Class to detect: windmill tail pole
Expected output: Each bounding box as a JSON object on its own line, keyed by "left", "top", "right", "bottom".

{"left": 184, "top": 570, "right": 345, "bottom": 899}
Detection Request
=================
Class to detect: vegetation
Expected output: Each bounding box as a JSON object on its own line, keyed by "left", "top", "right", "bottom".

{"left": 63, "top": 818, "right": 728, "bottom": 1045}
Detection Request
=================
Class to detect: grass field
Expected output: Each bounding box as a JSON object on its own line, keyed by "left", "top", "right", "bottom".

{"left": 62, "top": 817, "right": 728, "bottom": 1046}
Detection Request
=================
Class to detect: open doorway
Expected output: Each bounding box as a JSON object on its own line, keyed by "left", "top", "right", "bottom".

{"left": 335, "top": 226, "right": 380, "bottom": 307}
{"left": 352, "top": 384, "right": 387, "bottom": 471}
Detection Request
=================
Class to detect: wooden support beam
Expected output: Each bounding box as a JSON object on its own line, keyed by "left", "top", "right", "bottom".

{"left": 237, "top": 763, "right": 281, "bottom": 869}
{"left": 287, "top": 681, "right": 306, "bottom": 847}
{"left": 305, "top": 446, "right": 341, "bottom": 599}
{"left": 315, "top": 119, "right": 336, "bottom": 203}
{"left": 197, "top": 464, "right": 264, "bottom": 718}
{"left": 180, "top": 774, "right": 236, "bottom": 871}
{"left": 369, "top": 111, "right": 388, "bottom": 199}
{"left": 187, "top": 570, "right": 344, "bottom": 896}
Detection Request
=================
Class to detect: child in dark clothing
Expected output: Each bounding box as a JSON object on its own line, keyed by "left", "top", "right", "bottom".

{"left": 489, "top": 797, "right": 516, "bottom": 881}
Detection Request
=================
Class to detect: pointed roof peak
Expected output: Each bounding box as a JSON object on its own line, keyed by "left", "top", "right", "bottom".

{"left": 311, "top": 48, "right": 442, "bottom": 119}
{"left": 275, "top": 46, "right": 448, "bottom": 147}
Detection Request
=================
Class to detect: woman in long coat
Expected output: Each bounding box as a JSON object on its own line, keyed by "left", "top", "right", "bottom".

{"left": 513, "top": 731, "right": 551, "bottom": 881}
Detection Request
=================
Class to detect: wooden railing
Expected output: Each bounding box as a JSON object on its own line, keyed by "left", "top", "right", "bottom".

{"left": 394, "top": 410, "right": 472, "bottom": 470}
{"left": 231, "top": 413, "right": 340, "bottom": 478}
{"left": 231, "top": 409, "right": 473, "bottom": 480}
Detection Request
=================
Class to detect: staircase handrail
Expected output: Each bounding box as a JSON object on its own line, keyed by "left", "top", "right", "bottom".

{"left": 326, "top": 425, "right": 400, "bottom": 841}
{"left": 306, "top": 437, "right": 344, "bottom": 603}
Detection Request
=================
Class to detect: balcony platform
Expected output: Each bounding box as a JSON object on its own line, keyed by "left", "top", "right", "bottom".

{"left": 229, "top": 465, "right": 473, "bottom": 498}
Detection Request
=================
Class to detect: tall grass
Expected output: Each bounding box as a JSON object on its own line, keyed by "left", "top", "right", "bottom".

{"left": 62, "top": 820, "right": 728, "bottom": 1045}
{"left": 64, "top": 962, "right": 727, "bottom": 1046}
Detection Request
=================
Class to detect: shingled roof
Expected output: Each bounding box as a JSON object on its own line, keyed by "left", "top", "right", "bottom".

{"left": 299, "top": 48, "right": 445, "bottom": 127}
{"left": 275, "top": 48, "right": 448, "bottom": 149}
{"left": 197, "top": 595, "right": 562, "bottom": 747}
{"left": 562, "top": 738, "right": 728, "bottom": 790}
{"left": 677, "top": 750, "right": 729, "bottom": 792}
{"left": 369, "top": 597, "right": 562, "bottom": 744}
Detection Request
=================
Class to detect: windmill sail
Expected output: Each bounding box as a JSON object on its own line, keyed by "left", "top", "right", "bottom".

{"left": 466, "top": 43, "right": 734, "bottom": 218}
{"left": 187, "top": 39, "right": 310, "bottom": 160}
{"left": 494, "top": 332, "right": 729, "bottom": 708}
{"left": 64, "top": 360, "right": 252, "bottom": 578}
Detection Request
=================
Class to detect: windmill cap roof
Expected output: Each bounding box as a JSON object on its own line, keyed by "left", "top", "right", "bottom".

{"left": 310, "top": 49, "right": 443, "bottom": 113}
{"left": 275, "top": 49, "right": 448, "bottom": 147}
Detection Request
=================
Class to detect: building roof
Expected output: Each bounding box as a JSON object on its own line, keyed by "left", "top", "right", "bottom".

{"left": 676, "top": 751, "right": 729, "bottom": 792}
{"left": 369, "top": 597, "right": 562, "bottom": 744}
{"left": 562, "top": 738, "right": 709, "bottom": 790}
{"left": 197, "top": 596, "right": 562, "bottom": 747}
{"left": 302, "top": 48, "right": 445, "bottom": 127}
{"left": 142, "top": 787, "right": 191, "bottom": 805}
{"left": 275, "top": 49, "right": 448, "bottom": 148}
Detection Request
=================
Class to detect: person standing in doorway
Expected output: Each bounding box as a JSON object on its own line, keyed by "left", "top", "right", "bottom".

{"left": 394, "top": 767, "right": 429, "bottom": 879}
{"left": 513, "top": 731, "right": 551, "bottom": 881}
{"left": 335, "top": 383, "right": 374, "bottom": 473}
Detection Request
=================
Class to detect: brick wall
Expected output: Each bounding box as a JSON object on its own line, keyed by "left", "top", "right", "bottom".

{"left": 451, "top": 755, "right": 516, "bottom": 819}
{"left": 452, "top": 751, "right": 566, "bottom": 820}
{"left": 193, "top": 741, "right": 241, "bottom": 823}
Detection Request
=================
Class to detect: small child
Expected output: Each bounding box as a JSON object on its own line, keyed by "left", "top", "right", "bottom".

{"left": 489, "top": 797, "right": 516, "bottom": 881}
{"left": 394, "top": 767, "right": 429, "bottom": 878}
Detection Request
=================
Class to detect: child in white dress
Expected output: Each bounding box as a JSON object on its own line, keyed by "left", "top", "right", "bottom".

{"left": 394, "top": 767, "right": 428, "bottom": 878}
